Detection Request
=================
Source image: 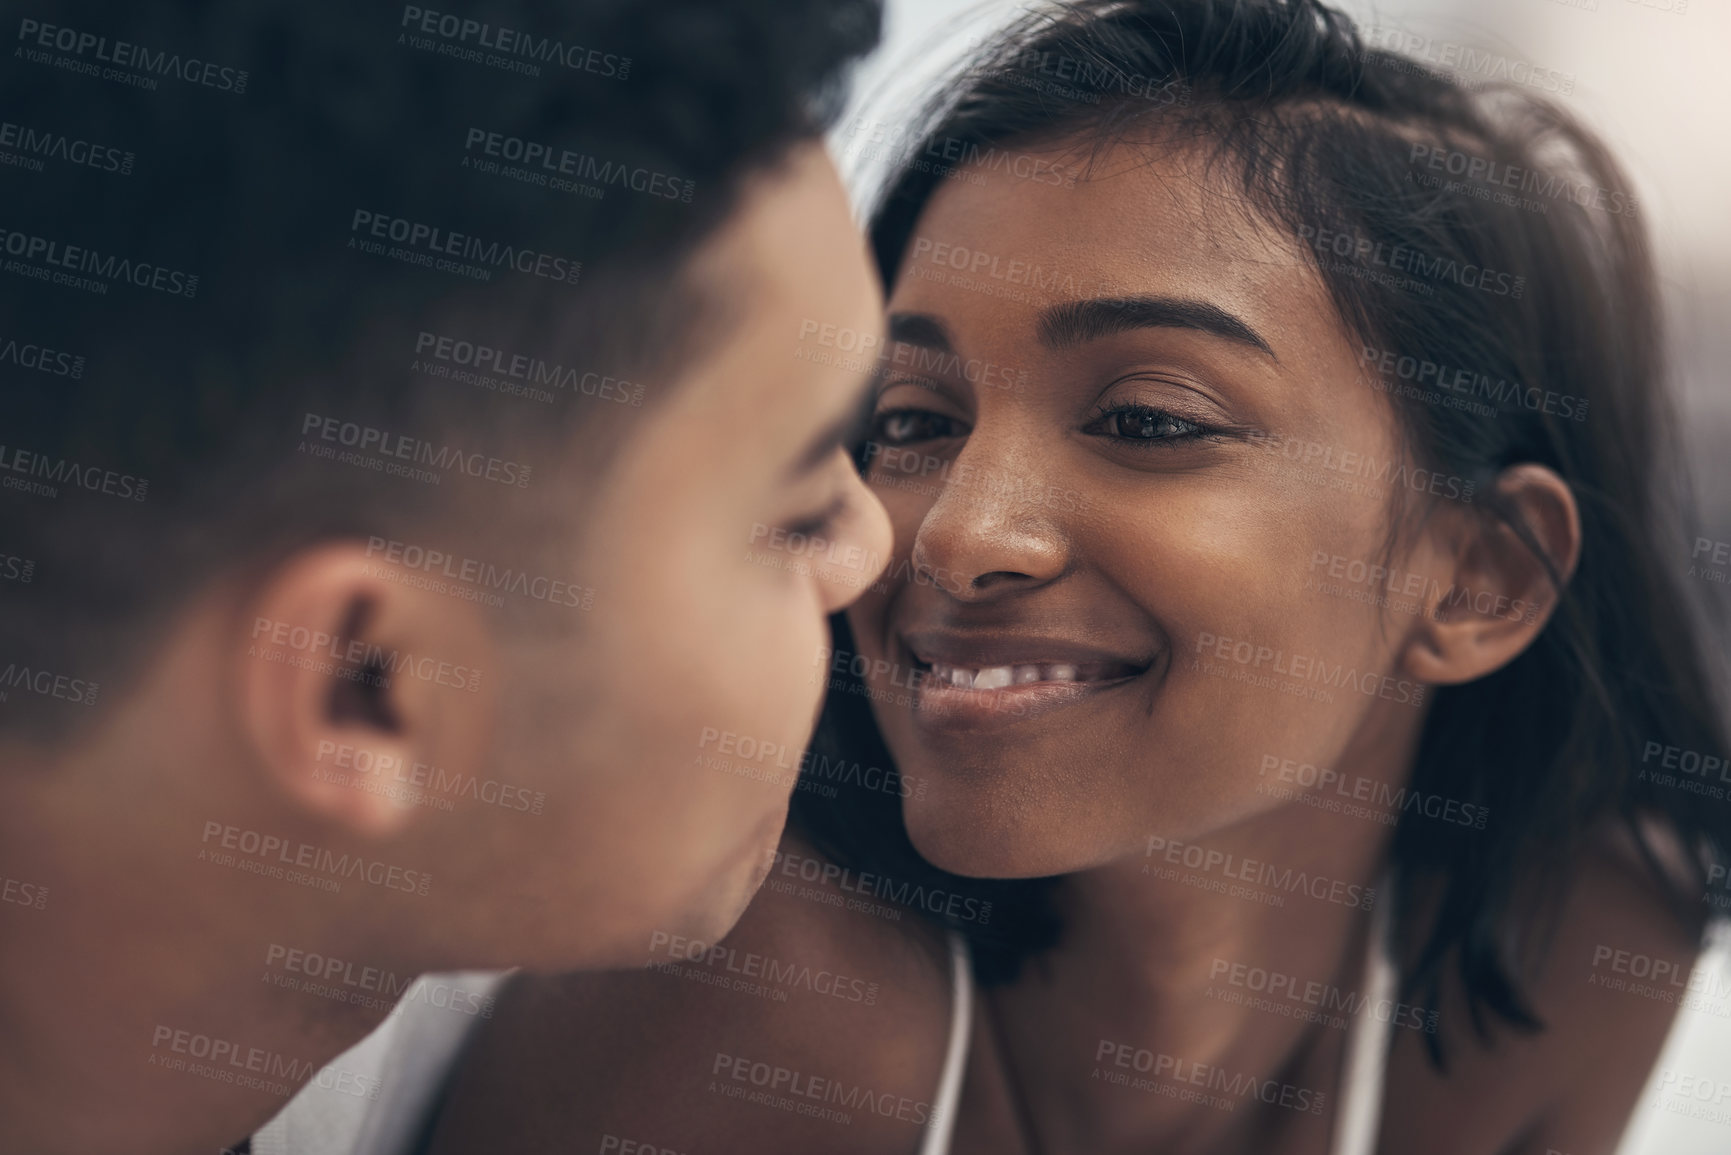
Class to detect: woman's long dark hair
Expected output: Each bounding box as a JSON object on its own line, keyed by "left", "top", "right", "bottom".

{"left": 793, "top": 0, "right": 1730, "bottom": 1066}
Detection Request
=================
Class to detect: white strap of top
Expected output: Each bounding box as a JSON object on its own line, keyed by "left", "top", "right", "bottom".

{"left": 918, "top": 931, "right": 974, "bottom": 1155}
{"left": 1330, "top": 889, "right": 1398, "bottom": 1155}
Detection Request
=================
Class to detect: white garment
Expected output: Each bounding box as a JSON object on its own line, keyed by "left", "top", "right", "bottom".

{"left": 251, "top": 971, "right": 506, "bottom": 1155}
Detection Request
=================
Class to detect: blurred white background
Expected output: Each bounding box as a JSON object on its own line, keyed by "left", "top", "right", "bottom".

{"left": 829, "top": 2, "right": 1731, "bottom": 1151}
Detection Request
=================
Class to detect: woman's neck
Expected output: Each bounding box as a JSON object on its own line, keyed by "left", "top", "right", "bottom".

{"left": 981, "top": 765, "right": 1404, "bottom": 1155}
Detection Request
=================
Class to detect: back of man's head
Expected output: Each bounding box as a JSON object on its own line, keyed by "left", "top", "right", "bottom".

{"left": 0, "top": 0, "right": 879, "bottom": 738}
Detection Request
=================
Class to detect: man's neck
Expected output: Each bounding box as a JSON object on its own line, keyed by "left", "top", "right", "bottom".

{"left": 0, "top": 887, "right": 395, "bottom": 1155}
{"left": 0, "top": 685, "right": 401, "bottom": 1155}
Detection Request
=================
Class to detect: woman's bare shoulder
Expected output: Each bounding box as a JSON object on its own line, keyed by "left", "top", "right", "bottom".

{"left": 426, "top": 829, "right": 956, "bottom": 1155}
{"left": 1382, "top": 820, "right": 1705, "bottom": 1155}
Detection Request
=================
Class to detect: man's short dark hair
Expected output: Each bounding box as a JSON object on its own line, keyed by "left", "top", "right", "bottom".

{"left": 0, "top": 0, "right": 879, "bottom": 736}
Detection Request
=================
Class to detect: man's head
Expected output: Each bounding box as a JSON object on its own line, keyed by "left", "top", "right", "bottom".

{"left": 0, "top": 0, "right": 888, "bottom": 971}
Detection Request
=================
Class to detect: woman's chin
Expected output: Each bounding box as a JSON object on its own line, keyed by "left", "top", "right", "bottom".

{"left": 903, "top": 796, "right": 1089, "bottom": 880}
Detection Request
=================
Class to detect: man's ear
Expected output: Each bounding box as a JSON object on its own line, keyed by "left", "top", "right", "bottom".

{"left": 1400, "top": 464, "right": 1582, "bottom": 687}
{"left": 234, "top": 541, "right": 497, "bottom": 839}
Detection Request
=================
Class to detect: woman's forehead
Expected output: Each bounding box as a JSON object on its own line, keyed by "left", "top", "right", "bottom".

{"left": 893, "top": 143, "right": 1338, "bottom": 359}
{"left": 910, "top": 135, "right": 1313, "bottom": 283}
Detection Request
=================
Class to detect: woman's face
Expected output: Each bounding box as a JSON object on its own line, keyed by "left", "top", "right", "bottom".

{"left": 847, "top": 140, "right": 1452, "bottom": 879}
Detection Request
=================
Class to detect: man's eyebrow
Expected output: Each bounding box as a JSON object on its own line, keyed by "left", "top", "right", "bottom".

{"left": 788, "top": 373, "right": 881, "bottom": 477}
{"left": 886, "top": 312, "right": 954, "bottom": 354}
{"left": 1036, "top": 295, "right": 1277, "bottom": 359}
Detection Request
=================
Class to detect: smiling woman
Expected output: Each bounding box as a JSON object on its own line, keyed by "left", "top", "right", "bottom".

{"left": 788, "top": 0, "right": 1731, "bottom": 1149}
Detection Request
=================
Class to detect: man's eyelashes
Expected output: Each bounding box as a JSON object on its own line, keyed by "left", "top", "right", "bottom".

{"left": 870, "top": 407, "right": 966, "bottom": 447}
{"left": 780, "top": 493, "right": 848, "bottom": 540}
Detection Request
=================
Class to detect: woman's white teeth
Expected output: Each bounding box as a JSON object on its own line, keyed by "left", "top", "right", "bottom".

{"left": 930, "top": 662, "right": 1086, "bottom": 689}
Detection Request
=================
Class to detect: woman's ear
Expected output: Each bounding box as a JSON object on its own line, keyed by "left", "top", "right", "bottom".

{"left": 233, "top": 542, "right": 498, "bottom": 840}
{"left": 1400, "top": 463, "right": 1581, "bottom": 686}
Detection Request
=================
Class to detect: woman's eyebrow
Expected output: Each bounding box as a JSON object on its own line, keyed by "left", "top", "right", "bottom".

{"left": 1036, "top": 295, "right": 1277, "bottom": 360}
{"left": 886, "top": 311, "right": 954, "bottom": 353}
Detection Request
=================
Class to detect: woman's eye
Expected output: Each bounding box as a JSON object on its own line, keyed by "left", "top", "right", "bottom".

{"left": 873, "top": 408, "right": 963, "bottom": 446}
{"left": 1089, "top": 403, "right": 1205, "bottom": 443}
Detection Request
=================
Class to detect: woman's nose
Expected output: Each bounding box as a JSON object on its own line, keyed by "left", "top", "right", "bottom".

{"left": 909, "top": 439, "right": 1070, "bottom": 600}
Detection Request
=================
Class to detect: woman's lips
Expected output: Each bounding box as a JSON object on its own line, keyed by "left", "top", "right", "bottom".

{"left": 900, "top": 635, "right": 1154, "bottom": 730}
{"left": 925, "top": 659, "right": 1141, "bottom": 690}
